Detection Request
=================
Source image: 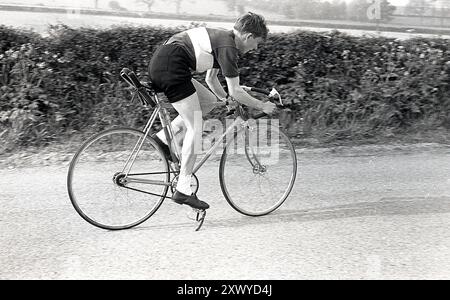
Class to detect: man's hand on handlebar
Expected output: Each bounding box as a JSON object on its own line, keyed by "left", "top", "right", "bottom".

{"left": 222, "top": 86, "right": 280, "bottom": 116}
{"left": 262, "top": 101, "right": 277, "bottom": 115}
{"left": 241, "top": 85, "right": 251, "bottom": 92}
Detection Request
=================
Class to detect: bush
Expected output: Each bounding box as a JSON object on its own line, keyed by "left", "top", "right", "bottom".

{"left": 243, "top": 31, "right": 450, "bottom": 139}
{"left": 0, "top": 25, "right": 449, "bottom": 152}
{"left": 0, "top": 25, "right": 40, "bottom": 54}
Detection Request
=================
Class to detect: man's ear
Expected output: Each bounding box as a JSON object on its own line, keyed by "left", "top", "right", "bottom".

{"left": 244, "top": 33, "right": 252, "bottom": 41}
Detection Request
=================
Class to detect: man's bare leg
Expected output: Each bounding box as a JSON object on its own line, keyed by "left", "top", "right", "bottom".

{"left": 170, "top": 92, "right": 202, "bottom": 195}
{"left": 156, "top": 115, "right": 185, "bottom": 152}
{"left": 167, "top": 91, "right": 209, "bottom": 209}
{"left": 155, "top": 79, "right": 223, "bottom": 156}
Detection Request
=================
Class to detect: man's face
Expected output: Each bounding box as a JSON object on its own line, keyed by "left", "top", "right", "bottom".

{"left": 240, "top": 34, "right": 264, "bottom": 54}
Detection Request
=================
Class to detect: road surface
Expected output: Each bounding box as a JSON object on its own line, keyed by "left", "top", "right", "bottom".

{"left": 0, "top": 143, "right": 449, "bottom": 280}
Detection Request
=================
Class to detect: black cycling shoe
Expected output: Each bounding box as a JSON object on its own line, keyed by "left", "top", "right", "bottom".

{"left": 172, "top": 191, "right": 210, "bottom": 210}
{"left": 152, "top": 135, "right": 173, "bottom": 162}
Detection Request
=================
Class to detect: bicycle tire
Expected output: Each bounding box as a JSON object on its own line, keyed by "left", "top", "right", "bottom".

{"left": 67, "top": 127, "right": 170, "bottom": 230}
{"left": 219, "top": 123, "right": 297, "bottom": 216}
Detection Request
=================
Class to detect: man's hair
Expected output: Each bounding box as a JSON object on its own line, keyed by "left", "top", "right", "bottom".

{"left": 234, "top": 12, "right": 269, "bottom": 41}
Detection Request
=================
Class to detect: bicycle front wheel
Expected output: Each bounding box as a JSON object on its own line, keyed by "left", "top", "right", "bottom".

{"left": 219, "top": 123, "right": 297, "bottom": 216}
{"left": 67, "top": 128, "right": 170, "bottom": 230}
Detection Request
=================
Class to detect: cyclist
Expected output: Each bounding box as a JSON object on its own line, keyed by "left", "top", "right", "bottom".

{"left": 148, "top": 12, "right": 276, "bottom": 210}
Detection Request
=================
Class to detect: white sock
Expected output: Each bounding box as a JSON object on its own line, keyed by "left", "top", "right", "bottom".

{"left": 176, "top": 175, "right": 192, "bottom": 195}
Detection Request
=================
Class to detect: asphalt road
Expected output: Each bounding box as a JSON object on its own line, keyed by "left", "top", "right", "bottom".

{"left": 1, "top": 144, "right": 449, "bottom": 280}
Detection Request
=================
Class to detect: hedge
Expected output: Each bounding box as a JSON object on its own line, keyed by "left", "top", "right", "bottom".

{"left": 0, "top": 24, "right": 449, "bottom": 152}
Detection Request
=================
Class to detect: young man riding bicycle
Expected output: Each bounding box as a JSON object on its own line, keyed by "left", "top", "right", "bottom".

{"left": 148, "top": 12, "right": 276, "bottom": 210}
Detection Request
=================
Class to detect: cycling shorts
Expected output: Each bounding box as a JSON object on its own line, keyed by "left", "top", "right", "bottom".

{"left": 148, "top": 44, "right": 196, "bottom": 103}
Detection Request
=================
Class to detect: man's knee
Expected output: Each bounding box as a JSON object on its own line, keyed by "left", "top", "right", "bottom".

{"left": 185, "top": 114, "right": 203, "bottom": 133}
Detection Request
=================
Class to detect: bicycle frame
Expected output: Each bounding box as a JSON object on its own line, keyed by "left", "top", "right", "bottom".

{"left": 121, "top": 93, "right": 251, "bottom": 188}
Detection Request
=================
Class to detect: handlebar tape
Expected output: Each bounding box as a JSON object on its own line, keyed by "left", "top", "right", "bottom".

{"left": 253, "top": 112, "right": 267, "bottom": 119}
{"left": 249, "top": 87, "right": 271, "bottom": 96}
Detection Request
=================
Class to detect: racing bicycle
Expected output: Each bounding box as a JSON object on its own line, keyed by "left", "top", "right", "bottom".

{"left": 67, "top": 68, "right": 297, "bottom": 231}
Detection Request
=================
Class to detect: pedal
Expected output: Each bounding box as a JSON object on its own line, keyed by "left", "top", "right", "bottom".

{"left": 195, "top": 209, "right": 206, "bottom": 231}
{"left": 187, "top": 208, "right": 206, "bottom": 231}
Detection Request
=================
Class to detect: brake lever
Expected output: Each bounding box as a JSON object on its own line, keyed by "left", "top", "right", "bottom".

{"left": 269, "top": 88, "right": 283, "bottom": 106}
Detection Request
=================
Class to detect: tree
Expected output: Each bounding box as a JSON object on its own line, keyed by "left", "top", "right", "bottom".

{"left": 405, "top": 0, "right": 431, "bottom": 16}
{"left": 287, "top": 0, "right": 322, "bottom": 19}
{"left": 334, "top": 0, "right": 348, "bottom": 20}
{"left": 164, "top": 0, "right": 195, "bottom": 15}
{"left": 136, "top": 0, "right": 156, "bottom": 12}
{"left": 218, "top": 0, "right": 248, "bottom": 15}
{"left": 379, "top": 0, "right": 396, "bottom": 21}
{"left": 347, "top": 0, "right": 371, "bottom": 21}
{"left": 320, "top": 1, "right": 335, "bottom": 19}
{"left": 348, "top": 0, "right": 396, "bottom": 22}
{"left": 109, "top": 1, "right": 128, "bottom": 11}
{"left": 174, "top": 0, "right": 182, "bottom": 14}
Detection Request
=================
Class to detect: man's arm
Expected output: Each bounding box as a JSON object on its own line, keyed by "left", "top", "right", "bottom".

{"left": 225, "top": 76, "right": 276, "bottom": 114}
{"left": 205, "top": 69, "right": 228, "bottom": 101}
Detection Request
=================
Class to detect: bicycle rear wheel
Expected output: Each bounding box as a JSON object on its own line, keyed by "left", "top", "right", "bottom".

{"left": 219, "top": 122, "right": 297, "bottom": 216}
{"left": 67, "top": 127, "right": 170, "bottom": 230}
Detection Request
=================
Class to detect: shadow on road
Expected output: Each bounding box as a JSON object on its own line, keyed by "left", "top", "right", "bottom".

{"left": 136, "top": 196, "right": 450, "bottom": 231}
{"left": 214, "top": 196, "right": 450, "bottom": 229}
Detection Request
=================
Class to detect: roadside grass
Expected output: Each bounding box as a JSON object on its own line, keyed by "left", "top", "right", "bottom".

{"left": 1, "top": 127, "right": 448, "bottom": 169}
